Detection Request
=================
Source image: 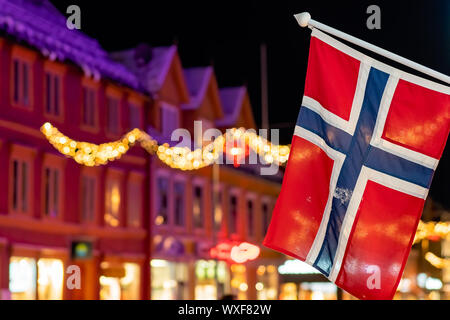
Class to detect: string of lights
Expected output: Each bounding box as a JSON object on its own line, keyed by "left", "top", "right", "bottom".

{"left": 41, "top": 122, "right": 450, "bottom": 268}
{"left": 414, "top": 220, "right": 450, "bottom": 269}
{"left": 40, "top": 122, "right": 290, "bottom": 169}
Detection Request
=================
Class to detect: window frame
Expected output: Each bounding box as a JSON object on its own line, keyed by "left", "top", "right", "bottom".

{"left": 10, "top": 46, "right": 36, "bottom": 110}
{"left": 128, "top": 98, "right": 143, "bottom": 130}
{"left": 160, "top": 102, "right": 179, "bottom": 138}
{"left": 172, "top": 174, "right": 187, "bottom": 230}
{"left": 261, "top": 196, "right": 272, "bottom": 238}
{"left": 154, "top": 169, "right": 171, "bottom": 228}
{"left": 246, "top": 193, "right": 257, "bottom": 240}
{"left": 80, "top": 167, "right": 99, "bottom": 225}
{"left": 80, "top": 77, "right": 100, "bottom": 133}
{"left": 192, "top": 178, "right": 206, "bottom": 231}
{"left": 9, "top": 145, "right": 36, "bottom": 216}
{"left": 105, "top": 86, "right": 123, "bottom": 137}
{"left": 126, "top": 172, "right": 144, "bottom": 229}
{"left": 228, "top": 188, "right": 240, "bottom": 237}
{"left": 43, "top": 60, "right": 66, "bottom": 122}
{"left": 104, "top": 169, "right": 124, "bottom": 228}
{"left": 41, "top": 154, "right": 65, "bottom": 221}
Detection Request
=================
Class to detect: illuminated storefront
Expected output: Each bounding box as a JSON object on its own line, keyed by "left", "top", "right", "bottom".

{"left": 9, "top": 257, "right": 36, "bottom": 300}
{"left": 37, "top": 258, "right": 64, "bottom": 300}
{"left": 100, "top": 262, "right": 140, "bottom": 300}
{"left": 9, "top": 257, "right": 65, "bottom": 300}
{"left": 195, "top": 260, "right": 230, "bottom": 300}
{"left": 151, "top": 259, "right": 189, "bottom": 300}
{"left": 230, "top": 264, "right": 247, "bottom": 300}
{"left": 278, "top": 259, "right": 340, "bottom": 300}
{"left": 256, "top": 265, "right": 278, "bottom": 300}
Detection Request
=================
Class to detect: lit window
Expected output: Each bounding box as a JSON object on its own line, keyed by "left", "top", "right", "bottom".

{"left": 45, "top": 72, "right": 61, "bottom": 116}
{"left": 9, "top": 257, "right": 37, "bottom": 300}
{"left": 37, "top": 258, "right": 64, "bottom": 300}
{"left": 174, "top": 181, "right": 185, "bottom": 227}
{"left": 160, "top": 103, "right": 179, "bottom": 137}
{"left": 12, "top": 59, "right": 31, "bottom": 107}
{"left": 127, "top": 179, "right": 142, "bottom": 228}
{"left": 247, "top": 199, "right": 254, "bottom": 238}
{"left": 193, "top": 185, "right": 204, "bottom": 229}
{"left": 105, "top": 179, "right": 121, "bottom": 227}
{"left": 229, "top": 195, "right": 238, "bottom": 234}
{"left": 107, "top": 97, "right": 120, "bottom": 134}
{"left": 129, "top": 103, "right": 141, "bottom": 129}
{"left": 81, "top": 175, "right": 96, "bottom": 222}
{"left": 44, "top": 167, "right": 60, "bottom": 218}
{"left": 156, "top": 176, "right": 169, "bottom": 225}
{"left": 262, "top": 202, "right": 270, "bottom": 236}
{"left": 213, "top": 190, "right": 223, "bottom": 231}
{"left": 11, "top": 159, "right": 29, "bottom": 214}
{"left": 82, "top": 87, "right": 97, "bottom": 127}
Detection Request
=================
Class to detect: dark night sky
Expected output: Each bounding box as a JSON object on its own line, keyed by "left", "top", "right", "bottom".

{"left": 49, "top": 0, "right": 450, "bottom": 208}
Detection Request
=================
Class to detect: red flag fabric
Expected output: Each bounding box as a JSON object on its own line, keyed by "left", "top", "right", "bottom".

{"left": 263, "top": 28, "right": 450, "bottom": 300}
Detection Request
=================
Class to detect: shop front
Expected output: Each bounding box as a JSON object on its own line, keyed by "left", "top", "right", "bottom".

{"left": 195, "top": 259, "right": 230, "bottom": 300}
{"left": 256, "top": 264, "right": 278, "bottom": 300}
{"left": 277, "top": 259, "right": 340, "bottom": 300}
{"left": 151, "top": 259, "right": 189, "bottom": 300}
{"left": 9, "top": 254, "right": 65, "bottom": 300}
{"left": 99, "top": 261, "right": 141, "bottom": 300}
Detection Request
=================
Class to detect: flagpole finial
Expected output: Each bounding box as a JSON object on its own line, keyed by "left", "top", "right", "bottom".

{"left": 294, "top": 12, "right": 311, "bottom": 28}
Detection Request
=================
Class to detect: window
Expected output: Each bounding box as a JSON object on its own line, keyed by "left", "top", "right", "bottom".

{"left": 129, "top": 103, "right": 142, "bottom": 129}
{"left": 105, "top": 178, "right": 121, "bottom": 227}
{"left": 193, "top": 185, "right": 204, "bottom": 229}
{"left": 229, "top": 195, "right": 238, "bottom": 234}
{"left": 173, "top": 181, "right": 185, "bottom": 227}
{"left": 127, "top": 179, "right": 142, "bottom": 228}
{"left": 160, "top": 104, "right": 179, "bottom": 137}
{"left": 12, "top": 59, "right": 31, "bottom": 107}
{"left": 11, "top": 159, "right": 29, "bottom": 214}
{"left": 213, "top": 190, "right": 223, "bottom": 232}
{"left": 82, "top": 87, "right": 97, "bottom": 127}
{"left": 262, "top": 202, "right": 269, "bottom": 236}
{"left": 44, "top": 167, "right": 60, "bottom": 218}
{"left": 107, "top": 97, "right": 120, "bottom": 134}
{"left": 247, "top": 199, "right": 254, "bottom": 238}
{"left": 45, "top": 72, "right": 61, "bottom": 116}
{"left": 156, "top": 176, "right": 169, "bottom": 225}
{"left": 81, "top": 175, "right": 96, "bottom": 222}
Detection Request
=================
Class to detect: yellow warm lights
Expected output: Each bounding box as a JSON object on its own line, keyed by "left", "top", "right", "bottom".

{"left": 413, "top": 220, "right": 450, "bottom": 244}
{"left": 40, "top": 123, "right": 290, "bottom": 170}
{"left": 425, "top": 252, "right": 450, "bottom": 269}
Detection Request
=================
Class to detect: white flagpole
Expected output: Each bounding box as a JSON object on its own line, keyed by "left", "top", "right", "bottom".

{"left": 294, "top": 12, "right": 450, "bottom": 85}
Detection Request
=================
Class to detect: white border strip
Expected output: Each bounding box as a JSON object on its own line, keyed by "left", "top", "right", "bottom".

{"left": 311, "top": 28, "right": 450, "bottom": 95}
{"left": 370, "top": 75, "right": 439, "bottom": 170}
{"left": 328, "top": 166, "right": 428, "bottom": 283}
{"left": 301, "top": 61, "right": 370, "bottom": 136}
{"left": 293, "top": 125, "right": 346, "bottom": 265}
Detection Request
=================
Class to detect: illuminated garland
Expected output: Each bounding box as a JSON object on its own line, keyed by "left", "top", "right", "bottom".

{"left": 414, "top": 220, "right": 450, "bottom": 269}
{"left": 413, "top": 220, "right": 450, "bottom": 244}
{"left": 425, "top": 252, "right": 450, "bottom": 269}
{"left": 40, "top": 122, "right": 290, "bottom": 169}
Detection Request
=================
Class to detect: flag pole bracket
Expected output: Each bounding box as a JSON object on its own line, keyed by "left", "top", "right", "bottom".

{"left": 293, "top": 12, "right": 450, "bottom": 85}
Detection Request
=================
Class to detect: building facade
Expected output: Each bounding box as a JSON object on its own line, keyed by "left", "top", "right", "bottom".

{"left": 0, "top": 0, "right": 287, "bottom": 300}
{"left": 0, "top": 0, "right": 151, "bottom": 300}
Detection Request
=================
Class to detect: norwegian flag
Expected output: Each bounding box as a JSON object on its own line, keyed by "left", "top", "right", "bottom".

{"left": 263, "top": 29, "right": 450, "bottom": 300}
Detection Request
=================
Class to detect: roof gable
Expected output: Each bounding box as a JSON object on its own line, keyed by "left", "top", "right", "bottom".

{"left": 216, "top": 86, "right": 256, "bottom": 129}
{"left": 0, "top": 0, "right": 140, "bottom": 90}
{"left": 182, "top": 66, "right": 223, "bottom": 119}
